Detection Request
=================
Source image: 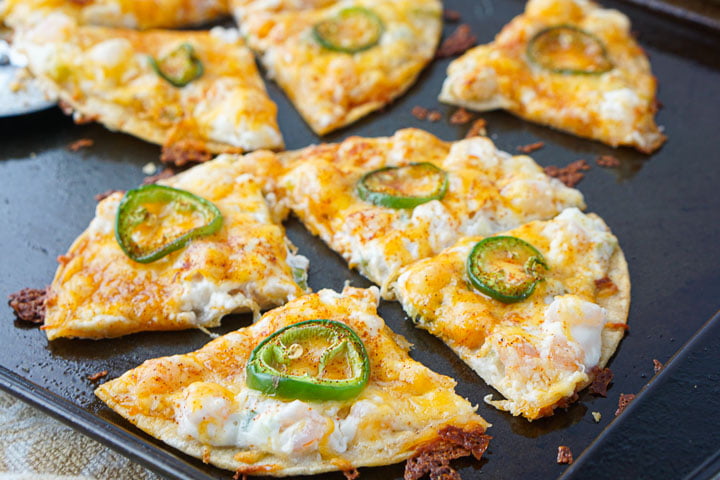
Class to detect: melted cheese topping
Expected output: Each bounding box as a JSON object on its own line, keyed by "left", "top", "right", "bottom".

{"left": 233, "top": 0, "right": 442, "bottom": 134}
{"left": 13, "top": 14, "right": 282, "bottom": 154}
{"left": 44, "top": 154, "right": 308, "bottom": 339}
{"left": 439, "top": 0, "right": 665, "bottom": 153}
{"left": 395, "top": 208, "right": 623, "bottom": 419}
{"left": 96, "top": 287, "right": 487, "bottom": 474}
{"left": 1, "top": 0, "right": 229, "bottom": 29}
{"left": 275, "top": 128, "right": 584, "bottom": 298}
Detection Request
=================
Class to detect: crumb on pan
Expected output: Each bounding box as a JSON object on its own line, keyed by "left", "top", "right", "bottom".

{"left": 596, "top": 155, "right": 620, "bottom": 168}
{"left": 412, "top": 106, "right": 442, "bottom": 122}
{"left": 67, "top": 138, "right": 94, "bottom": 152}
{"left": 142, "top": 168, "right": 176, "bottom": 186}
{"left": 94, "top": 189, "right": 124, "bottom": 202}
{"left": 8, "top": 287, "right": 47, "bottom": 324}
{"left": 615, "top": 393, "right": 636, "bottom": 416}
{"left": 87, "top": 370, "right": 108, "bottom": 382}
{"left": 343, "top": 469, "right": 360, "bottom": 480}
{"left": 589, "top": 366, "right": 613, "bottom": 397}
{"left": 443, "top": 9, "right": 461, "bottom": 22}
{"left": 465, "top": 118, "right": 487, "bottom": 138}
{"left": 450, "top": 108, "right": 473, "bottom": 125}
{"left": 160, "top": 143, "right": 212, "bottom": 167}
{"left": 591, "top": 411, "right": 602, "bottom": 423}
{"left": 516, "top": 141, "right": 545, "bottom": 154}
{"left": 412, "top": 106, "right": 429, "bottom": 120}
{"left": 544, "top": 160, "right": 591, "bottom": 187}
{"left": 653, "top": 359, "right": 664, "bottom": 374}
{"left": 405, "top": 425, "right": 491, "bottom": 480}
{"left": 557, "top": 446, "right": 573, "bottom": 464}
{"left": 427, "top": 111, "right": 442, "bottom": 122}
{"left": 436, "top": 24, "right": 477, "bottom": 59}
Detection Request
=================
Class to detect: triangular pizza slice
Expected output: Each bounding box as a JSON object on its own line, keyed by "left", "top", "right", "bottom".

{"left": 439, "top": 0, "right": 665, "bottom": 153}
{"left": 13, "top": 14, "right": 283, "bottom": 162}
{"left": 43, "top": 153, "right": 308, "bottom": 340}
{"left": 2, "top": 0, "right": 229, "bottom": 30}
{"left": 96, "top": 286, "right": 490, "bottom": 475}
{"left": 233, "top": 0, "right": 442, "bottom": 135}
{"left": 394, "top": 208, "right": 630, "bottom": 420}
{"left": 247, "top": 128, "right": 585, "bottom": 298}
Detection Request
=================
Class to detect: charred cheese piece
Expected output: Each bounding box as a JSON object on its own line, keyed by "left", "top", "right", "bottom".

{"left": 394, "top": 208, "right": 630, "bottom": 420}
{"left": 1, "top": 0, "right": 229, "bottom": 30}
{"left": 13, "top": 14, "right": 283, "bottom": 157}
{"left": 233, "top": 0, "right": 442, "bottom": 135}
{"left": 95, "top": 286, "right": 490, "bottom": 475}
{"left": 44, "top": 154, "right": 308, "bottom": 340}
{"left": 264, "top": 128, "right": 585, "bottom": 298}
{"left": 439, "top": 0, "right": 665, "bottom": 153}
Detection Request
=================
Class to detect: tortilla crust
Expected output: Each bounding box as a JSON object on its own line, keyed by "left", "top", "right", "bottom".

{"left": 14, "top": 15, "right": 283, "bottom": 155}
{"left": 95, "top": 287, "right": 488, "bottom": 475}
{"left": 439, "top": 0, "right": 665, "bottom": 153}
{"left": 394, "top": 209, "right": 630, "bottom": 420}
{"left": 1, "top": 0, "right": 230, "bottom": 30}
{"left": 43, "top": 154, "right": 306, "bottom": 340}
{"left": 234, "top": 0, "right": 442, "bottom": 135}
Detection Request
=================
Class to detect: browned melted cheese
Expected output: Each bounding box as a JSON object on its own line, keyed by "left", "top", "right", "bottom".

{"left": 233, "top": 0, "right": 442, "bottom": 134}
{"left": 14, "top": 14, "right": 282, "bottom": 155}
{"left": 44, "top": 154, "right": 307, "bottom": 339}
{"left": 95, "top": 287, "right": 489, "bottom": 475}
{"left": 440, "top": 0, "right": 665, "bottom": 153}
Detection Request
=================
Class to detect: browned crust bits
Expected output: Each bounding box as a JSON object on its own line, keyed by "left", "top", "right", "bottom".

{"left": 443, "top": 9, "right": 461, "bottom": 22}
{"left": 615, "top": 393, "right": 636, "bottom": 416}
{"left": 596, "top": 155, "right": 620, "bottom": 168}
{"left": 8, "top": 287, "right": 47, "bottom": 324}
{"left": 465, "top": 118, "right": 487, "bottom": 138}
{"left": 653, "top": 359, "right": 664, "bottom": 374}
{"left": 142, "top": 168, "right": 176, "bottom": 186}
{"left": 544, "top": 159, "right": 591, "bottom": 187}
{"left": 87, "top": 370, "right": 109, "bottom": 382}
{"left": 449, "top": 107, "right": 473, "bottom": 125}
{"left": 405, "top": 425, "right": 491, "bottom": 480}
{"left": 588, "top": 366, "right": 614, "bottom": 397}
{"left": 94, "top": 189, "right": 124, "bottom": 202}
{"left": 516, "top": 141, "right": 545, "bottom": 154}
{"left": 557, "top": 446, "right": 574, "bottom": 464}
{"left": 67, "top": 138, "right": 94, "bottom": 152}
{"left": 436, "top": 25, "right": 477, "bottom": 59}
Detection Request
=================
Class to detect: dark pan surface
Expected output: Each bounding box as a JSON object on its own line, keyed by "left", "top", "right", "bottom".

{"left": 2, "top": 1, "right": 720, "bottom": 478}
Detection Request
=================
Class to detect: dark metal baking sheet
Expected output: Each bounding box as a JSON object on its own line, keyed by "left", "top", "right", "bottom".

{"left": 560, "top": 311, "right": 720, "bottom": 480}
{"left": 1, "top": 1, "right": 720, "bottom": 479}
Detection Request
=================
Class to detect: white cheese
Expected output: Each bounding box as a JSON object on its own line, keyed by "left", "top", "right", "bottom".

{"left": 544, "top": 295, "right": 607, "bottom": 369}
{"left": 599, "top": 88, "right": 641, "bottom": 123}
{"left": 177, "top": 275, "right": 256, "bottom": 327}
{"left": 176, "top": 387, "right": 371, "bottom": 457}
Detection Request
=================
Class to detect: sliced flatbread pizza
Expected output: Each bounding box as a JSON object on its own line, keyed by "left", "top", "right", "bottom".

{"left": 233, "top": 0, "right": 442, "bottom": 135}
{"left": 95, "top": 286, "right": 491, "bottom": 475}
{"left": 43, "top": 154, "right": 308, "bottom": 340}
{"left": 251, "top": 128, "right": 584, "bottom": 298}
{"left": 439, "top": 0, "right": 665, "bottom": 153}
{"left": 394, "top": 208, "right": 630, "bottom": 420}
{"left": 13, "top": 14, "right": 283, "bottom": 161}
{"left": 1, "top": 0, "right": 229, "bottom": 30}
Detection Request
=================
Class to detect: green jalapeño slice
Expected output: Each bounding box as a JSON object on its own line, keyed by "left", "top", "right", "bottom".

{"left": 115, "top": 184, "right": 223, "bottom": 263}
{"left": 467, "top": 236, "right": 548, "bottom": 303}
{"left": 527, "top": 25, "right": 613, "bottom": 75}
{"left": 150, "top": 43, "right": 204, "bottom": 87}
{"left": 313, "top": 7, "right": 384, "bottom": 54}
{"left": 246, "top": 319, "right": 370, "bottom": 401}
{"left": 357, "top": 162, "right": 448, "bottom": 209}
